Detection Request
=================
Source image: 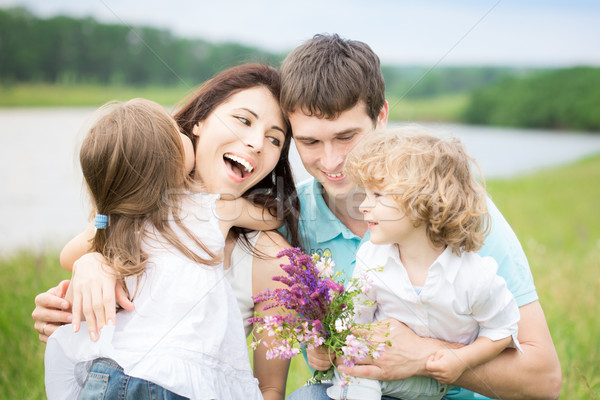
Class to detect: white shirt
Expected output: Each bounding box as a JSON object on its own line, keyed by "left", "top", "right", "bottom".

{"left": 45, "top": 193, "right": 262, "bottom": 400}
{"left": 354, "top": 242, "right": 522, "bottom": 348}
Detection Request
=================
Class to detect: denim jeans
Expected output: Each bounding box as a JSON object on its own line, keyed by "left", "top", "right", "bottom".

{"left": 79, "top": 358, "right": 189, "bottom": 400}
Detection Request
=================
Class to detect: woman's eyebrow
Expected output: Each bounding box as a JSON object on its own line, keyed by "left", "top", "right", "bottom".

{"left": 238, "top": 107, "right": 258, "bottom": 119}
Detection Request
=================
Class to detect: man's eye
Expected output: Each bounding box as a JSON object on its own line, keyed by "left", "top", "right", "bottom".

{"left": 373, "top": 192, "right": 382, "bottom": 198}
{"left": 338, "top": 134, "right": 355, "bottom": 141}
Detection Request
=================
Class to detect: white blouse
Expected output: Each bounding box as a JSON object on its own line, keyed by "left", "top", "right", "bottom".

{"left": 354, "top": 242, "right": 522, "bottom": 349}
{"left": 45, "top": 193, "right": 262, "bottom": 400}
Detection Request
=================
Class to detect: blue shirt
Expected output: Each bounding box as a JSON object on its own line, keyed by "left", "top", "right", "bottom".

{"left": 282, "top": 178, "right": 538, "bottom": 399}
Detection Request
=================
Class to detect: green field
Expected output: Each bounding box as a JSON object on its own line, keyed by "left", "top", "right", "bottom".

{"left": 1, "top": 155, "right": 599, "bottom": 399}
{"left": 0, "top": 83, "right": 193, "bottom": 108}
{"left": 0, "top": 84, "right": 469, "bottom": 123}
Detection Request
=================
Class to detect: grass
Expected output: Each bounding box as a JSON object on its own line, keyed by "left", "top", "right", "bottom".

{"left": 0, "top": 83, "right": 192, "bottom": 108}
{"left": 0, "top": 83, "right": 469, "bottom": 123}
{"left": 387, "top": 93, "right": 469, "bottom": 123}
{"left": 2, "top": 154, "right": 599, "bottom": 398}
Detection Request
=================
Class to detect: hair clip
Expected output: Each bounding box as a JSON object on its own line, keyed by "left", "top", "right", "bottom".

{"left": 94, "top": 214, "right": 108, "bottom": 229}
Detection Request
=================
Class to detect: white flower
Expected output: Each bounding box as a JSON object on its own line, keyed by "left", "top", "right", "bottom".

{"left": 335, "top": 317, "right": 349, "bottom": 333}
{"left": 315, "top": 257, "right": 335, "bottom": 278}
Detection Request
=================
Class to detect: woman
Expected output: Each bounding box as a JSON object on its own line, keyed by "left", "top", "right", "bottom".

{"left": 33, "top": 63, "right": 300, "bottom": 400}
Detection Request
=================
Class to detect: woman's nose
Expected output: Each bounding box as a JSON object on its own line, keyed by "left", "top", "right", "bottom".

{"left": 244, "top": 129, "right": 263, "bottom": 153}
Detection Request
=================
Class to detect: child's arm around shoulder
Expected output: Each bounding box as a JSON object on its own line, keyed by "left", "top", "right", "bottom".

{"left": 215, "top": 197, "right": 282, "bottom": 236}
{"left": 60, "top": 221, "right": 95, "bottom": 271}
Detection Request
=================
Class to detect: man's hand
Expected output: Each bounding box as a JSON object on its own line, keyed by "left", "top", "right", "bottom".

{"left": 307, "top": 345, "right": 336, "bottom": 371}
{"left": 32, "top": 280, "right": 72, "bottom": 343}
{"left": 338, "top": 318, "right": 460, "bottom": 381}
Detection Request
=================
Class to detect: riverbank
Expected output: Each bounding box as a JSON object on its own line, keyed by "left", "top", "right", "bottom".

{"left": 2, "top": 154, "right": 598, "bottom": 398}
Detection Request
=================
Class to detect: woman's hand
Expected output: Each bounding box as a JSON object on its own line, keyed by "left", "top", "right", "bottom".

{"left": 32, "top": 280, "right": 72, "bottom": 343}
{"left": 70, "top": 252, "right": 133, "bottom": 341}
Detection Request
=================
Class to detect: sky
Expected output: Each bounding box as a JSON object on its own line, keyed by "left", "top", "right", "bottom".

{"left": 1, "top": 0, "right": 599, "bottom": 66}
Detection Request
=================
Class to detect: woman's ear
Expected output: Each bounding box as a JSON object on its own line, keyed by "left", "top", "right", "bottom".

{"left": 192, "top": 123, "right": 201, "bottom": 137}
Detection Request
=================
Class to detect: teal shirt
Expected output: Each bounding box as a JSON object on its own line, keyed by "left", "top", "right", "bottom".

{"left": 282, "top": 178, "right": 538, "bottom": 400}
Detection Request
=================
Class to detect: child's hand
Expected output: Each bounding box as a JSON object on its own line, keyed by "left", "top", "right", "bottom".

{"left": 71, "top": 253, "right": 134, "bottom": 341}
{"left": 425, "top": 348, "right": 465, "bottom": 384}
{"left": 307, "top": 345, "right": 336, "bottom": 371}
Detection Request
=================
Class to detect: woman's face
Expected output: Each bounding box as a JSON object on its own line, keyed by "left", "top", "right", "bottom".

{"left": 192, "top": 86, "right": 286, "bottom": 197}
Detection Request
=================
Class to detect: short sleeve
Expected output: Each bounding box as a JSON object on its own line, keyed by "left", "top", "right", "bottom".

{"left": 479, "top": 197, "right": 538, "bottom": 307}
{"left": 469, "top": 257, "right": 522, "bottom": 352}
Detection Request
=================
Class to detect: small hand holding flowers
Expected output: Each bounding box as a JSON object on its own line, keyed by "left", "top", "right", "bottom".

{"left": 249, "top": 248, "right": 389, "bottom": 384}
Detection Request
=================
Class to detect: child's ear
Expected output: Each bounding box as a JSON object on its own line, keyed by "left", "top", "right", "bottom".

{"left": 180, "top": 132, "right": 195, "bottom": 174}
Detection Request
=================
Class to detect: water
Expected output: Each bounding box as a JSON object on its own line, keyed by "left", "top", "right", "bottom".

{"left": 2, "top": 108, "right": 600, "bottom": 254}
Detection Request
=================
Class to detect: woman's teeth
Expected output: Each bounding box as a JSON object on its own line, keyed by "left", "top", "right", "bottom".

{"left": 224, "top": 154, "right": 254, "bottom": 173}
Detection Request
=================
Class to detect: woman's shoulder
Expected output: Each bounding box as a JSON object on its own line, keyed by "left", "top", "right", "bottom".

{"left": 249, "top": 231, "right": 291, "bottom": 294}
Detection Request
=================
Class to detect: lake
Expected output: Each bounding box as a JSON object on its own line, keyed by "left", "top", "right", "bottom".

{"left": 2, "top": 108, "right": 600, "bottom": 254}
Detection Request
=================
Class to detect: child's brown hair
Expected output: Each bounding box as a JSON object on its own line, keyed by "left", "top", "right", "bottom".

{"left": 80, "top": 98, "right": 218, "bottom": 297}
{"left": 344, "top": 127, "right": 490, "bottom": 255}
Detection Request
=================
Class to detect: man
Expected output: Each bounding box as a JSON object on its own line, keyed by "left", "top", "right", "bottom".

{"left": 281, "top": 34, "right": 561, "bottom": 400}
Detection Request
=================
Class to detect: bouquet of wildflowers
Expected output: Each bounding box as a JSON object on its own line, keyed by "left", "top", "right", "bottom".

{"left": 249, "top": 248, "right": 389, "bottom": 383}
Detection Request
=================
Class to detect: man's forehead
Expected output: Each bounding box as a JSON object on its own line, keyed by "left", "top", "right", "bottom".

{"left": 289, "top": 104, "right": 373, "bottom": 139}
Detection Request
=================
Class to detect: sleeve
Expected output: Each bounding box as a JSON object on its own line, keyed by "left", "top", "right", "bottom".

{"left": 351, "top": 246, "right": 377, "bottom": 325}
{"left": 469, "top": 256, "right": 523, "bottom": 353}
{"left": 479, "top": 197, "right": 538, "bottom": 307}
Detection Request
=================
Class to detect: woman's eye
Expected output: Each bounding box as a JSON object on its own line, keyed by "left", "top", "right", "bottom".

{"left": 235, "top": 116, "right": 251, "bottom": 126}
{"left": 268, "top": 136, "right": 281, "bottom": 147}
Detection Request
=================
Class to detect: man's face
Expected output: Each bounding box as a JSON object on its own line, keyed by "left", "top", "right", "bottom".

{"left": 289, "top": 101, "right": 388, "bottom": 200}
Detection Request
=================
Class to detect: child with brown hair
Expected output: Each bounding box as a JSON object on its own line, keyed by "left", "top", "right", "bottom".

{"left": 327, "top": 127, "right": 522, "bottom": 400}
{"left": 45, "top": 98, "right": 278, "bottom": 400}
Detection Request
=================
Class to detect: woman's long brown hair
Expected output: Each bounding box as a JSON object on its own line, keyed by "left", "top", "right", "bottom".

{"left": 174, "top": 63, "right": 302, "bottom": 251}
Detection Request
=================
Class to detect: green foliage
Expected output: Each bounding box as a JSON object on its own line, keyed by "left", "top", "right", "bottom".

{"left": 464, "top": 67, "right": 600, "bottom": 131}
{"left": 0, "top": 251, "right": 69, "bottom": 399}
{"left": 1, "top": 7, "right": 537, "bottom": 104}
{"left": 0, "top": 7, "right": 281, "bottom": 86}
{"left": 485, "top": 154, "right": 600, "bottom": 399}
{"left": 382, "top": 66, "right": 529, "bottom": 99}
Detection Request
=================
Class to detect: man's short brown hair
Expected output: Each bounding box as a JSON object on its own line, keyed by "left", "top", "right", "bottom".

{"left": 280, "top": 34, "right": 385, "bottom": 123}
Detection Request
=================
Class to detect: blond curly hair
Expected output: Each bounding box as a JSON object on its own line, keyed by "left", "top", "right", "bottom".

{"left": 344, "top": 126, "right": 490, "bottom": 255}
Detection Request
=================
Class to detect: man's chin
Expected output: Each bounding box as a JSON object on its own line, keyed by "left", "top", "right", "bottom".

{"left": 318, "top": 178, "right": 356, "bottom": 199}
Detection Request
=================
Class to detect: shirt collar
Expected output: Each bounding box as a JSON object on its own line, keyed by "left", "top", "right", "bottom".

{"left": 368, "top": 243, "right": 461, "bottom": 283}
{"left": 431, "top": 246, "right": 461, "bottom": 283}
{"left": 309, "top": 179, "right": 361, "bottom": 244}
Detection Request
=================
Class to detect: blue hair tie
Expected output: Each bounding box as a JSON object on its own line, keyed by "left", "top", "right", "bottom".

{"left": 94, "top": 214, "right": 108, "bottom": 229}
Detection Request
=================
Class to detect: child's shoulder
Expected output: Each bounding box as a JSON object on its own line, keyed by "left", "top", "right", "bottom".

{"left": 455, "top": 251, "right": 500, "bottom": 284}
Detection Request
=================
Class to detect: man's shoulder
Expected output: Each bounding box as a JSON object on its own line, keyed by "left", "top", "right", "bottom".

{"left": 296, "top": 178, "right": 316, "bottom": 197}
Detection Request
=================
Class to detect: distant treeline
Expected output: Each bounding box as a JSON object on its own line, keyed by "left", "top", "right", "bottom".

{"left": 0, "top": 7, "right": 282, "bottom": 86}
{"left": 464, "top": 67, "right": 600, "bottom": 131}
{"left": 1, "top": 7, "right": 523, "bottom": 98}
{"left": 1, "top": 7, "right": 597, "bottom": 131}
